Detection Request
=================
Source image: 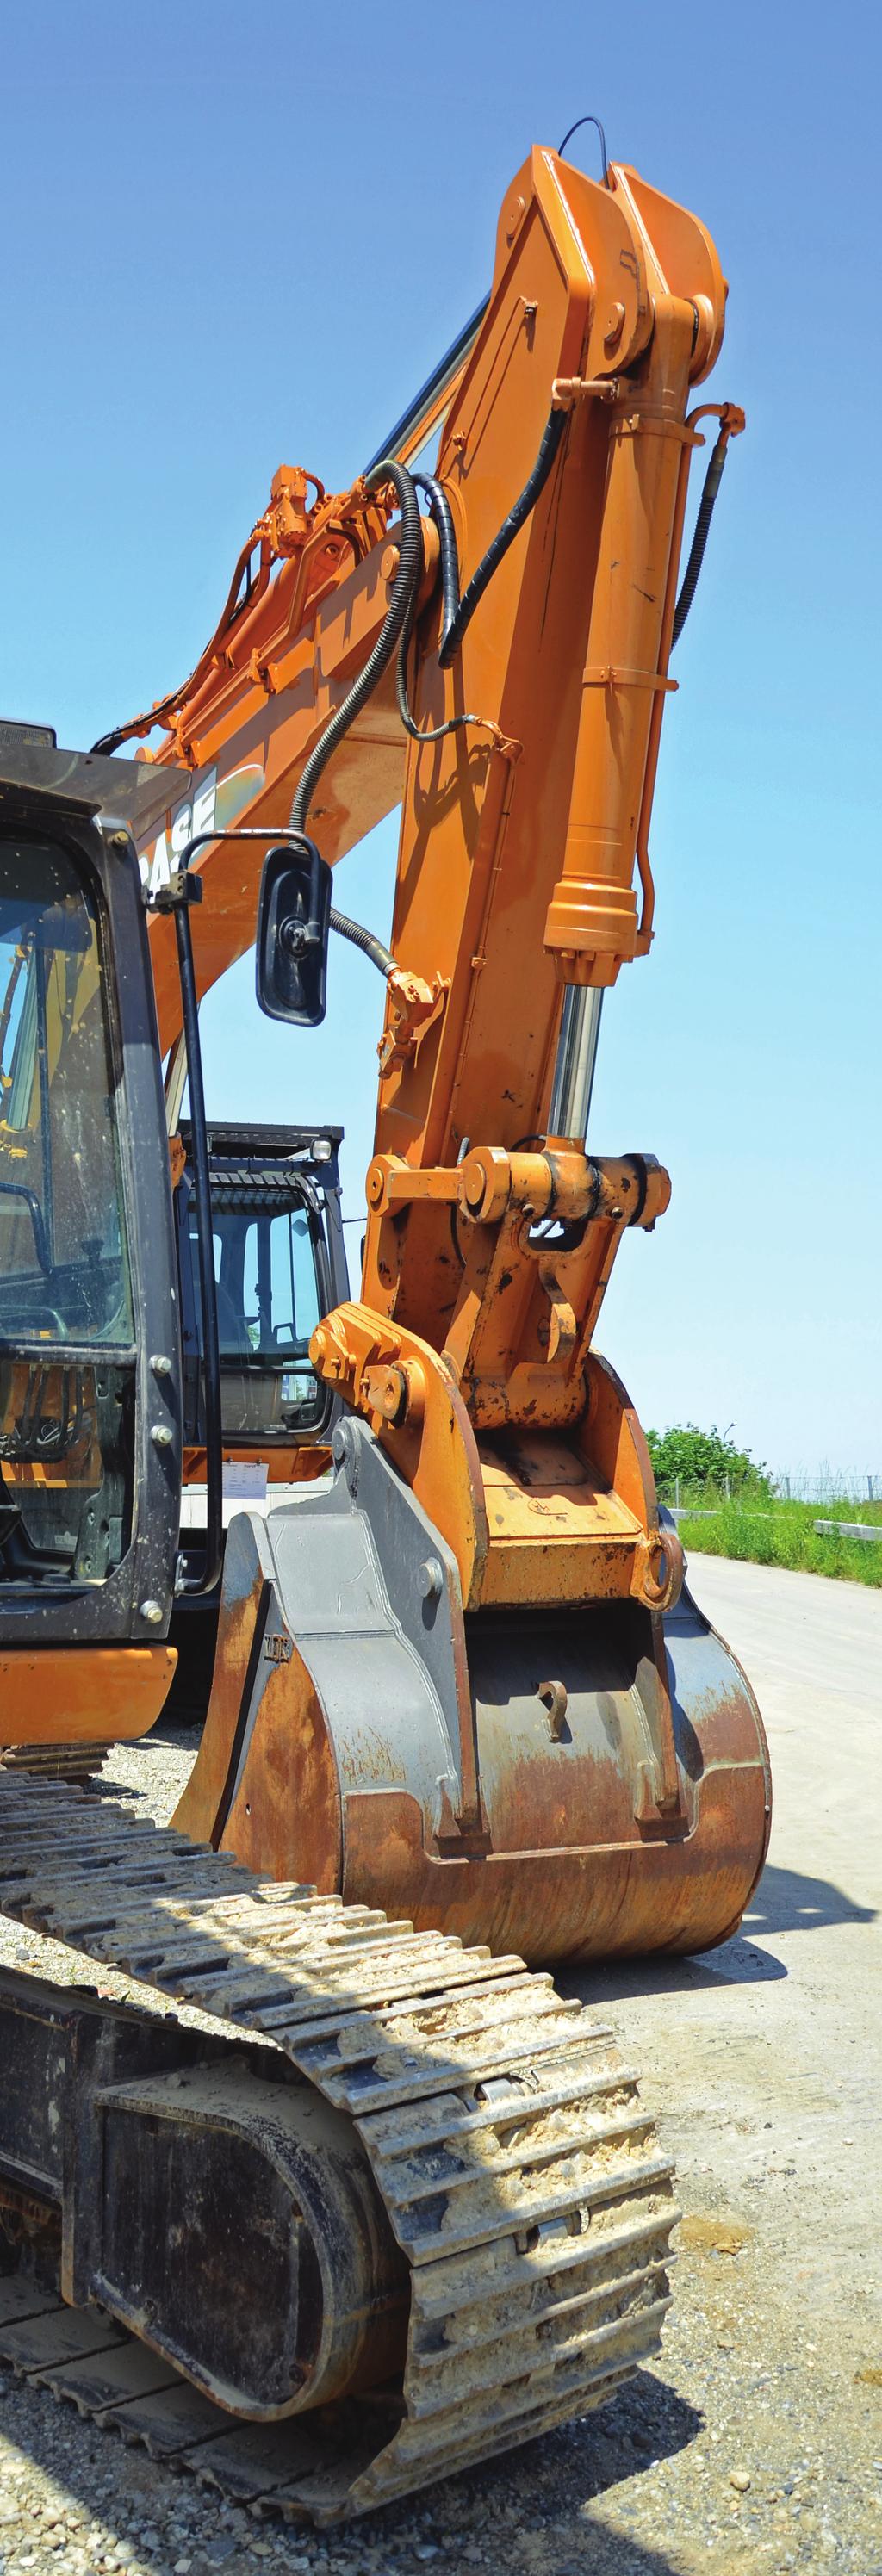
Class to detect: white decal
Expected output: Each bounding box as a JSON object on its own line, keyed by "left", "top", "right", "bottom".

{"left": 141, "top": 767, "right": 217, "bottom": 899}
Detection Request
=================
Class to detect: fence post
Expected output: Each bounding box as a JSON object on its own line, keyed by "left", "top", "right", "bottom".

{"left": 870, "top": 1475, "right": 876, "bottom": 1504}
{"left": 783, "top": 1475, "right": 791, "bottom": 1500}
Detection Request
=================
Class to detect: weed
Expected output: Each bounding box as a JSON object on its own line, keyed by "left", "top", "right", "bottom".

{"left": 677, "top": 1499, "right": 882, "bottom": 1588}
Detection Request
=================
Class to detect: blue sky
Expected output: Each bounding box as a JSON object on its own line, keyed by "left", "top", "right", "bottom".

{"left": 2, "top": 0, "right": 879, "bottom": 1479}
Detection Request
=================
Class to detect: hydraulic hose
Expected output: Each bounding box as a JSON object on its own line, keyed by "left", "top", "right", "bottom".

{"left": 415, "top": 475, "right": 461, "bottom": 643}
{"left": 672, "top": 426, "right": 731, "bottom": 647}
{"left": 289, "top": 456, "right": 422, "bottom": 836}
{"left": 437, "top": 406, "right": 567, "bottom": 667}
{"left": 329, "top": 905, "right": 394, "bottom": 978}
{"left": 293, "top": 400, "right": 569, "bottom": 920}
{"left": 395, "top": 474, "right": 483, "bottom": 745}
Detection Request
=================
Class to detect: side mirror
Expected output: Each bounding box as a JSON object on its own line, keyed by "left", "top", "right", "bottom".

{"left": 255, "top": 837, "right": 332, "bottom": 1028}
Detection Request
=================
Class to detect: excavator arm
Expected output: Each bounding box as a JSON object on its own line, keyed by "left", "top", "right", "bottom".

{"left": 109, "top": 138, "right": 767, "bottom": 1969}
{"left": 123, "top": 145, "right": 740, "bottom": 1621}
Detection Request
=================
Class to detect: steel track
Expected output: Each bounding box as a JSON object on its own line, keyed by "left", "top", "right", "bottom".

{"left": 0, "top": 1780, "right": 677, "bottom": 2522}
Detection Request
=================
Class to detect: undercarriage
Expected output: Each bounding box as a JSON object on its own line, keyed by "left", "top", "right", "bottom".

{"left": 0, "top": 1779, "right": 676, "bottom": 2521}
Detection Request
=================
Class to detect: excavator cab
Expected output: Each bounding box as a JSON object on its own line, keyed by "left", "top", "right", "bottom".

{"left": 0, "top": 738, "right": 184, "bottom": 1749}
{"left": 169, "top": 1120, "right": 350, "bottom": 1721}
{"left": 175, "top": 1120, "right": 347, "bottom": 1455}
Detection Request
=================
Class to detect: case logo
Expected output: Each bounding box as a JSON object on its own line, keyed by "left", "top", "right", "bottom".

{"left": 139, "top": 761, "right": 265, "bottom": 897}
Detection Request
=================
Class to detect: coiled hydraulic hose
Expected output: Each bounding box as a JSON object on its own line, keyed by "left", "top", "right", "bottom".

{"left": 395, "top": 474, "right": 482, "bottom": 745}
{"left": 294, "top": 403, "right": 568, "bottom": 938}
{"left": 395, "top": 408, "right": 567, "bottom": 736}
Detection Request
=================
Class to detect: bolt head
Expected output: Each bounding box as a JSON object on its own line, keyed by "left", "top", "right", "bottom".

{"left": 139, "top": 1598, "right": 164, "bottom": 1625}
{"left": 332, "top": 1418, "right": 357, "bottom": 1475}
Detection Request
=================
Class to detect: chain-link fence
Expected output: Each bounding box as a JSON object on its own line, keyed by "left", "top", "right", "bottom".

{"left": 770, "top": 1471, "right": 881, "bottom": 1504}
{"left": 668, "top": 1468, "right": 882, "bottom": 1513}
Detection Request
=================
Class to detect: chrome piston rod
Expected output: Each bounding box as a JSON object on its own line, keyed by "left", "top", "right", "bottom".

{"left": 548, "top": 986, "right": 604, "bottom": 1139}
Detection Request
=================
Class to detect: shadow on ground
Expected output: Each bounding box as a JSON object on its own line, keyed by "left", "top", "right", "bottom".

{"left": 565, "top": 1931, "right": 785, "bottom": 2008}
{"left": 563, "top": 1859, "right": 879, "bottom": 2008}
{"left": 743, "top": 1861, "right": 876, "bottom": 1934}
{"left": 0, "top": 2362, "right": 701, "bottom": 2576}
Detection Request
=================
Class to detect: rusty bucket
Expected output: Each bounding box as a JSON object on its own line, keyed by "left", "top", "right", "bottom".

{"left": 176, "top": 1429, "right": 770, "bottom": 1966}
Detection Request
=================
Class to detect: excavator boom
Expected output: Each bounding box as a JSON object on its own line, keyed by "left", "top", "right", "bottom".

{"left": 118, "top": 144, "right": 766, "bottom": 1963}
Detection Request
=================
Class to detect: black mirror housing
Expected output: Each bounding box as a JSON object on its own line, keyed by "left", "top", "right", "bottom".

{"left": 255, "top": 837, "right": 332, "bottom": 1028}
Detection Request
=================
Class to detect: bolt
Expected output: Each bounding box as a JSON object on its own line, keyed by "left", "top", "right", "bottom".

{"left": 139, "top": 1599, "right": 164, "bottom": 1625}
{"left": 332, "top": 1419, "right": 357, "bottom": 1478}
{"left": 377, "top": 1365, "right": 407, "bottom": 1424}
{"left": 109, "top": 829, "right": 129, "bottom": 852}
{"left": 419, "top": 1557, "right": 444, "bottom": 1604}
{"left": 150, "top": 1353, "right": 172, "bottom": 1376}
{"left": 150, "top": 1423, "right": 173, "bottom": 1449}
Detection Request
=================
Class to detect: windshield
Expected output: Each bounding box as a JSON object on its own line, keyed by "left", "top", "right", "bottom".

{"left": 0, "top": 838, "right": 133, "bottom": 1347}
{"left": 187, "top": 1188, "right": 326, "bottom": 1438}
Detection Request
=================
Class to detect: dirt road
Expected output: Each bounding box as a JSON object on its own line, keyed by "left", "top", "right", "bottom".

{"left": 0, "top": 1555, "right": 879, "bottom": 2576}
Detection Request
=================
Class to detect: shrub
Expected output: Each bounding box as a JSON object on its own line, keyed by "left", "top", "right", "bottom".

{"left": 645, "top": 1421, "right": 773, "bottom": 1505}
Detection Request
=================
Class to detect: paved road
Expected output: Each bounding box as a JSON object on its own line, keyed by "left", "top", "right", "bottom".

{"left": 689, "top": 1553, "right": 881, "bottom": 1921}
{"left": 574, "top": 1551, "right": 881, "bottom": 2327}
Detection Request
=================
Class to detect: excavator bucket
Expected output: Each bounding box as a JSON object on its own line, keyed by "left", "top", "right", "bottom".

{"left": 176, "top": 1418, "right": 770, "bottom": 1965}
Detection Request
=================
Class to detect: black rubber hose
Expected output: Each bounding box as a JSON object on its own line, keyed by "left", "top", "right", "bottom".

{"left": 557, "top": 114, "right": 610, "bottom": 183}
{"left": 395, "top": 473, "right": 483, "bottom": 745}
{"left": 415, "top": 475, "right": 461, "bottom": 643}
{"left": 289, "top": 456, "right": 423, "bottom": 835}
{"left": 437, "top": 405, "right": 568, "bottom": 667}
{"left": 329, "top": 904, "right": 394, "bottom": 977}
{"left": 672, "top": 430, "right": 730, "bottom": 647}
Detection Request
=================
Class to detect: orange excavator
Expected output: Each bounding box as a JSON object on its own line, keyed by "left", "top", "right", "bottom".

{"left": 0, "top": 135, "right": 768, "bottom": 2521}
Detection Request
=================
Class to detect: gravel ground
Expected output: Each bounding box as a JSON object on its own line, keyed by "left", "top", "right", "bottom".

{"left": 1, "top": 1556, "right": 880, "bottom": 2576}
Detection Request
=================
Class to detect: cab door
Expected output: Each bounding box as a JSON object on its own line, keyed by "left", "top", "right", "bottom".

{"left": 0, "top": 760, "right": 181, "bottom": 1733}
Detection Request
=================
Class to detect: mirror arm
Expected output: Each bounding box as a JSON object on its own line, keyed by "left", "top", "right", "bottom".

{"left": 147, "top": 864, "right": 223, "bottom": 1600}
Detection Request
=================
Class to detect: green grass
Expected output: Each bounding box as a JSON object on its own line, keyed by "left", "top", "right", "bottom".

{"left": 676, "top": 1497, "right": 882, "bottom": 1587}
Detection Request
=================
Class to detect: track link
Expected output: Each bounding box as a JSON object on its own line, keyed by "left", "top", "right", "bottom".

{"left": 0, "top": 1780, "right": 677, "bottom": 2521}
